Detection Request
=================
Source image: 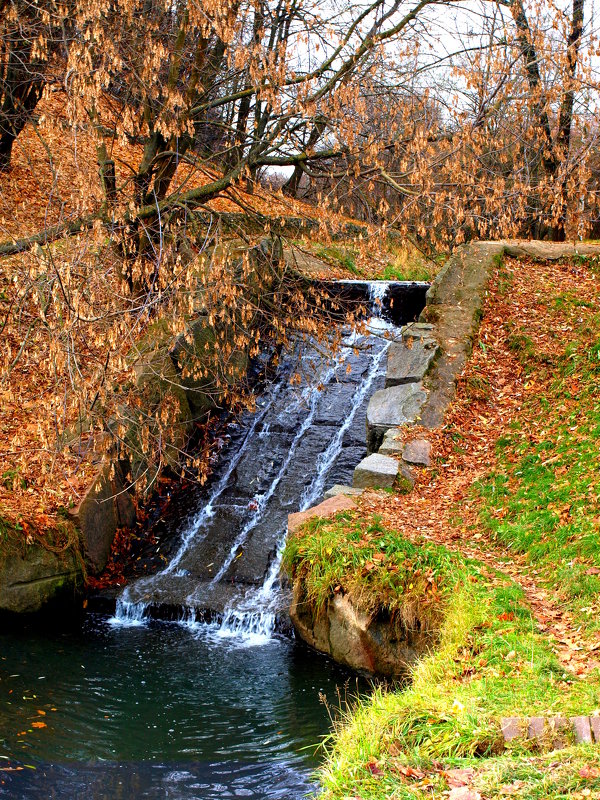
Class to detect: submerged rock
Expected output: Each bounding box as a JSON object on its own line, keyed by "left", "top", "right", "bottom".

{"left": 289, "top": 582, "right": 436, "bottom": 678}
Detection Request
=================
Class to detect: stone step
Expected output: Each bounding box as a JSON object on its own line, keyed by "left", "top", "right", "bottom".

{"left": 500, "top": 715, "right": 600, "bottom": 748}
{"left": 385, "top": 339, "right": 439, "bottom": 388}
{"left": 353, "top": 453, "right": 399, "bottom": 489}
{"left": 323, "top": 484, "right": 364, "bottom": 500}
{"left": 366, "top": 383, "right": 427, "bottom": 453}
{"left": 378, "top": 427, "right": 404, "bottom": 456}
{"left": 401, "top": 321, "right": 436, "bottom": 344}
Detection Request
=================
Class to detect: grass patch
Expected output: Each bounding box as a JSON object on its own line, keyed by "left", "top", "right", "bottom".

{"left": 380, "top": 242, "right": 441, "bottom": 282}
{"left": 318, "top": 556, "right": 600, "bottom": 800}
{"left": 295, "top": 236, "right": 443, "bottom": 281}
{"left": 283, "top": 512, "right": 457, "bottom": 626}
{"left": 473, "top": 304, "right": 600, "bottom": 625}
{"left": 312, "top": 243, "right": 360, "bottom": 275}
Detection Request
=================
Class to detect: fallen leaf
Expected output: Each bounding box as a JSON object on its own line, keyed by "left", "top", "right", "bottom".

{"left": 448, "top": 787, "right": 481, "bottom": 800}
{"left": 579, "top": 766, "right": 600, "bottom": 779}
{"left": 446, "top": 767, "right": 476, "bottom": 787}
{"left": 395, "top": 764, "right": 425, "bottom": 779}
{"left": 500, "top": 781, "right": 526, "bottom": 795}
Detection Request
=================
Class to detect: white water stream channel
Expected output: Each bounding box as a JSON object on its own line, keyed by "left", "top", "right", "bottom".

{"left": 111, "top": 283, "right": 403, "bottom": 643}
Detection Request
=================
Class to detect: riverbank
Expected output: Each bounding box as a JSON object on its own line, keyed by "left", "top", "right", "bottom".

{"left": 298, "top": 249, "right": 600, "bottom": 798}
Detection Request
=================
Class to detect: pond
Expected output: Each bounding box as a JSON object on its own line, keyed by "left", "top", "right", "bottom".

{"left": 0, "top": 618, "right": 358, "bottom": 799}
{"left": 1, "top": 284, "right": 426, "bottom": 799}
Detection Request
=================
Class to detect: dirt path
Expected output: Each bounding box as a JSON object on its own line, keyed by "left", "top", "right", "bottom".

{"left": 367, "top": 483, "right": 600, "bottom": 676}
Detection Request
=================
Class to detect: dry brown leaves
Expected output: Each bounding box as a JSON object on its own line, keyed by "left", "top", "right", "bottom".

{"left": 0, "top": 92, "right": 360, "bottom": 540}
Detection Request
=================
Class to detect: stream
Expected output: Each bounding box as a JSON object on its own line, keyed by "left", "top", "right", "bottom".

{"left": 0, "top": 282, "right": 427, "bottom": 800}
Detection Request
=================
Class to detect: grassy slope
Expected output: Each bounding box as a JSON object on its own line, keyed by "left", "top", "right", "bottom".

{"left": 284, "top": 252, "right": 600, "bottom": 799}
{"left": 293, "top": 237, "right": 439, "bottom": 281}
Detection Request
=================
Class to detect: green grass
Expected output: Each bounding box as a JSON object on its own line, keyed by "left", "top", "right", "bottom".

{"left": 317, "top": 550, "right": 600, "bottom": 799}
{"left": 283, "top": 512, "right": 458, "bottom": 625}
{"left": 295, "top": 237, "right": 444, "bottom": 281}
{"left": 472, "top": 282, "right": 600, "bottom": 627}
{"left": 313, "top": 243, "right": 360, "bottom": 274}
{"left": 283, "top": 514, "right": 600, "bottom": 799}
{"left": 379, "top": 245, "right": 440, "bottom": 282}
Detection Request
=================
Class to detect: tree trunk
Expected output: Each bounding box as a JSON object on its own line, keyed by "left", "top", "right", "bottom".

{"left": 0, "top": 132, "right": 14, "bottom": 171}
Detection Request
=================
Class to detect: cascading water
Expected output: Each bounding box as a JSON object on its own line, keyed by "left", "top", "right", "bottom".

{"left": 216, "top": 331, "right": 391, "bottom": 641}
{"left": 112, "top": 380, "right": 286, "bottom": 626}
{"left": 112, "top": 283, "right": 406, "bottom": 641}
{"left": 1, "top": 280, "right": 428, "bottom": 800}
{"left": 368, "top": 280, "right": 390, "bottom": 314}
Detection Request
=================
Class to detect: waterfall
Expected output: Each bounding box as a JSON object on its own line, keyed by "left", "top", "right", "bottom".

{"left": 215, "top": 324, "right": 392, "bottom": 642}
{"left": 368, "top": 281, "right": 390, "bottom": 315}
{"left": 110, "top": 382, "right": 285, "bottom": 626}
{"left": 110, "top": 282, "right": 403, "bottom": 642}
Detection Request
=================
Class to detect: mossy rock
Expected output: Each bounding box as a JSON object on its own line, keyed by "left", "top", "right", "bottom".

{"left": 0, "top": 545, "right": 82, "bottom": 615}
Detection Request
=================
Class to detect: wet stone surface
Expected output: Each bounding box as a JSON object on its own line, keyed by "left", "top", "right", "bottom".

{"left": 120, "top": 329, "right": 390, "bottom": 617}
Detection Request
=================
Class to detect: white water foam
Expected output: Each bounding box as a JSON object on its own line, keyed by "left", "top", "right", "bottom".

{"left": 108, "top": 598, "right": 147, "bottom": 627}
{"left": 367, "top": 281, "right": 390, "bottom": 315}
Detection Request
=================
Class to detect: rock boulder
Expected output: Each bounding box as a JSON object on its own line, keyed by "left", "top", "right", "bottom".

{"left": 353, "top": 453, "right": 399, "bottom": 489}
{"left": 385, "top": 339, "right": 438, "bottom": 388}
{"left": 289, "top": 582, "right": 436, "bottom": 678}
{"left": 288, "top": 495, "right": 357, "bottom": 535}
{"left": 402, "top": 438, "right": 432, "bottom": 467}
{"left": 0, "top": 546, "right": 82, "bottom": 615}
{"left": 366, "top": 383, "right": 427, "bottom": 452}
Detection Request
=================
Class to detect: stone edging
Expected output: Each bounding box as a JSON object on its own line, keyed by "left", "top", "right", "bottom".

{"left": 347, "top": 240, "right": 600, "bottom": 492}
{"left": 502, "top": 715, "right": 600, "bottom": 748}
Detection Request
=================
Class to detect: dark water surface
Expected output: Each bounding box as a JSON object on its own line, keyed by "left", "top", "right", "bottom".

{"left": 0, "top": 617, "right": 357, "bottom": 799}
